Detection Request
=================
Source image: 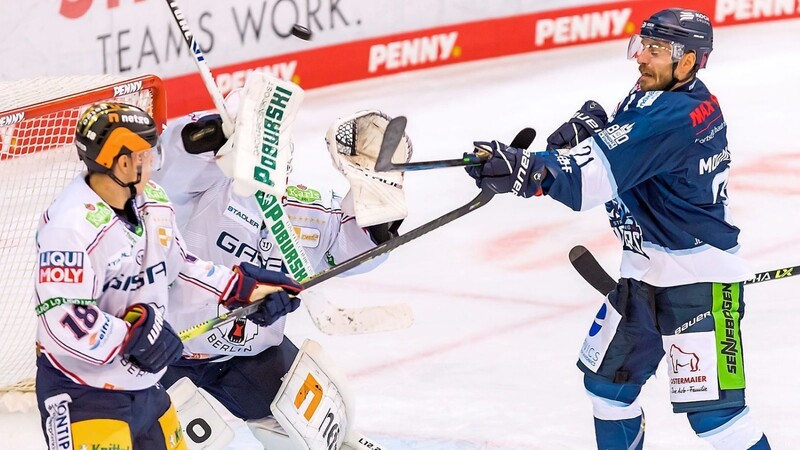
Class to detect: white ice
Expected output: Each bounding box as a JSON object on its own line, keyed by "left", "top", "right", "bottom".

{"left": 2, "top": 18, "right": 799, "bottom": 450}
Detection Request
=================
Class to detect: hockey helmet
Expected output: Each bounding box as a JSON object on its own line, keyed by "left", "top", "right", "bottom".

{"left": 75, "top": 102, "right": 162, "bottom": 173}
{"left": 628, "top": 9, "right": 713, "bottom": 69}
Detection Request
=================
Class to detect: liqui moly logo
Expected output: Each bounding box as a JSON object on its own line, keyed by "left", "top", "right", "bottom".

{"left": 368, "top": 32, "right": 459, "bottom": 73}
{"left": 39, "top": 251, "right": 84, "bottom": 283}
{"left": 535, "top": 8, "right": 632, "bottom": 46}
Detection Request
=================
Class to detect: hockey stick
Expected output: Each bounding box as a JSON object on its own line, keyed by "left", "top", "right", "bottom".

{"left": 179, "top": 127, "right": 538, "bottom": 341}
{"left": 569, "top": 244, "right": 800, "bottom": 296}
{"left": 165, "top": 0, "right": 410, "bottom": 335}
{"left": 374, "top": 116, "right": 489, "bottom": 172}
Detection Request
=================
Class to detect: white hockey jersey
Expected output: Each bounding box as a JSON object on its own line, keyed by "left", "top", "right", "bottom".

{"left": 35, "top": 175, "right": 238, "bottom": 390}
{"left": 153, "top": 113, "right": 380, "bottom": 359}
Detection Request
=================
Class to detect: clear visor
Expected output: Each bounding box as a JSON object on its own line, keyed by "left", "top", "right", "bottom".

{"left": 131, "top": 142, "right": 164, "bottom": 172}
{"left": 627, "top": 34, "right": 685, "bottom": 62}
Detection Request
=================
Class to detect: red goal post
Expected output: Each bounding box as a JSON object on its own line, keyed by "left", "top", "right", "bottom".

{"left": 0, "top": 74, "right": 166, "bottom": 409}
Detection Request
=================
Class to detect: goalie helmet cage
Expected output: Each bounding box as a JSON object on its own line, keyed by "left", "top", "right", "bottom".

{"left": 0, "top": 74, "right": 167, "bottom": 411}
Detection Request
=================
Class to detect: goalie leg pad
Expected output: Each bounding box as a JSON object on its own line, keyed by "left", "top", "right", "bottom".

{"left": 247, "top": 416, "right": 296, "bottom": 450}
{"left": 167, "top": 377, "right": 234, "bottom": 450}
{"left": 271, "top": 339, "right": 354, "bottom": 450}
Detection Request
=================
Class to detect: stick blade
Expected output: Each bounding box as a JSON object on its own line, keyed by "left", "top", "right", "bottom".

{"left": 302, "top": 290, "right": 413, "bottom": 335}
{"left": 375, "top": 116, "right": 407, "bottom": 172}
{"left": 569, "top": 245, "right": 617, "bottom": 296}
{"left": 510, "top": 127, "right": 537, "bottom": 149}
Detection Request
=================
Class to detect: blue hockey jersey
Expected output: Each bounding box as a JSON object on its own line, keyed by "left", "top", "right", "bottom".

{"left": 542, "top": 78, "right": 751, "bottom": 286}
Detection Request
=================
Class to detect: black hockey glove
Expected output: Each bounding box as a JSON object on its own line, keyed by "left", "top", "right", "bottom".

{"left": 465, "top": 141, "right": 547, "bottom": 198}
{"left": 546, "top": 100, "right": 608, "bottom": 150}
{"left": 222, "top": 262, "right": 303, "bottom": 327}
{"left": 121, "top": 303, "right": 183, "bottom": 373}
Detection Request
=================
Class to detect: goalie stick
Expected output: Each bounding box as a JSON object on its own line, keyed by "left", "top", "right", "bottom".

{"left": 374, "top": 116, "right": 490, "bottom": 172}
{"left": 569, "top": 244, "right": 800, "bottom": 296}
{"left": 179, "top": 127, "right": 538, "bottom": 341}
{"left": 165, "top": 0, "right": 410, "bottom": 336}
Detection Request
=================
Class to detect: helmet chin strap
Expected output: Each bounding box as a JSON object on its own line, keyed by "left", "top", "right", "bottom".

{"left": 107, "top": 166, "right": 142, "bottom": 199}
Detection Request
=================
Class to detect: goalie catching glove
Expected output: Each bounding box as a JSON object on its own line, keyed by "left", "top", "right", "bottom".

{"left": 327, "top": 110, "right": 413, "bottom": 228}
{"left": 222, "top": 262, "right": 304, "bottom": 327}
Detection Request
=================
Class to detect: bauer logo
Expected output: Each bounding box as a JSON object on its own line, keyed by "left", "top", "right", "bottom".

{"left": 535, "top": 8, "right": 632, "bottom": 46}
{"left": 113, "top": 80, "right": 143, "bottom": 97}
{"left": 368, "top": 32, "right": 459, "bottom": 73}
{"left": 39, "top": 251, "right": 84, "bottom": 283}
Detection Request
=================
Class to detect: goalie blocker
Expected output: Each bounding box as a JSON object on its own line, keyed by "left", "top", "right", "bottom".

{"left": 168, "top": 340, "right": 385, "bottom": 450}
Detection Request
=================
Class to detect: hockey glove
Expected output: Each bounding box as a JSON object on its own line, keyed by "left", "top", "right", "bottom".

{"left": 121, "top": 303, "right": 183, "bottom": 373}
{"left": 465, "top": 141, "right": 547, "bottom": 198}
{"left": 546, "top": 100, "right": 608, "bottom": 151}
{"left": 222, "top": 262, "right": 304, "bottom": 327}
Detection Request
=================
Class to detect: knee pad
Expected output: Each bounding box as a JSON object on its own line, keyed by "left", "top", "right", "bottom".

{"left": 691, "top": 407, "right": 767, "bottom": 450}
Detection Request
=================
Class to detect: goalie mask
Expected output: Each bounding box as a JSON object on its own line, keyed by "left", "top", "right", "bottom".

{"left": 326, "top": 110, "right": 413, "bottom": 227}
{"left": 76, "top": 102, "right": 162, "bottom": 175}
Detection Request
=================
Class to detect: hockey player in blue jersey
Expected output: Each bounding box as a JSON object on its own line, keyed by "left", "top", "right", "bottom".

{"left": 464, "top": 8, "right": 770, "bottom": 450}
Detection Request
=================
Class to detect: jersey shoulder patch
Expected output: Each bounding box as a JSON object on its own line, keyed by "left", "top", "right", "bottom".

{"left": 142, "top": 181, "right": 171, "bottom": 204}
{"left": 286, "top": 184, "right": 327, "bottom": 206}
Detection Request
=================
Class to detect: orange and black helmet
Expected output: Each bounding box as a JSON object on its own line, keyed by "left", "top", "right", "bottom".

{"left": 75, "top": 102, "right": 158, "bottom": 173}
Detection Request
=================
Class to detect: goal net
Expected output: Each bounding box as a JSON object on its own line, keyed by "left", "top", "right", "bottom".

{"left": 0, "top": 74, "right": 166, "bottom": 412}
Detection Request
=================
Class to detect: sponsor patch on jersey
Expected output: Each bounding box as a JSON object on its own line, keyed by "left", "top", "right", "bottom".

{"left": 224, "top": 199, "right": 262, "bottom": 233}
{"left": 286, "top": 185, "right": 322, "bottom": 204}
{"left": 636, "top": 91, "right": 662, "bottom": 108}
{"left": 663, "top": 332, "right": 719, "bottom": 403}
{"left": 144, "top": 182, "right": 169, "bottom": 203}
{"left": 597, "top": 122, "right": 634, "bottom": 150}
{"left": 85, "top": 202, "right": 113, "bottom": 228}
{"left": 88, "top": 316, "right": 114, "bottom": 351}
{"left": 44, "top": 393, "right": 73, "bottom": 450}
{"left": 39, "top": 251, "right": 84, "bottom": 283}
{"left": 578, "top": 298, "right": 622, "bottom": 372}
{"left": 293, "top": 226, "right": 321, "bottom": 248}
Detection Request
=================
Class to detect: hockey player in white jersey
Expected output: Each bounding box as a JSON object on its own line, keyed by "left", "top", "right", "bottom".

{"left": 152, "top": 74, "right": 411, "bottom": 449}
{"left": 34, "top": 102, "right": 303, "bottom": 450}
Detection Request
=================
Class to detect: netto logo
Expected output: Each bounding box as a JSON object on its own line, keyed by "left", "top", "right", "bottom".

{"left": 113, "top": 80, "right": 143, "bottom": 97}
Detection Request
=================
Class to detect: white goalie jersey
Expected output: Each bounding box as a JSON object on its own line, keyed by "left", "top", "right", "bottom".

{"left": 154, "top": 113, "right": 381, "bottom": 359}
{"left": 35, "top": 176, "right": 238, "bottom": 391}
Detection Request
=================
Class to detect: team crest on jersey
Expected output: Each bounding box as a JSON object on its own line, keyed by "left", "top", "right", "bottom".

{"left": 39, "top": 251, "right": 84, "bottom": 283}
{"left": 209, "top": 309, "right": 258, "bottom": 351}
{"left": 606, "top": 200, "right": 646, "bottom": 257}
{"left": 158, "top": 227, "right": 173, "bottom": 248}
